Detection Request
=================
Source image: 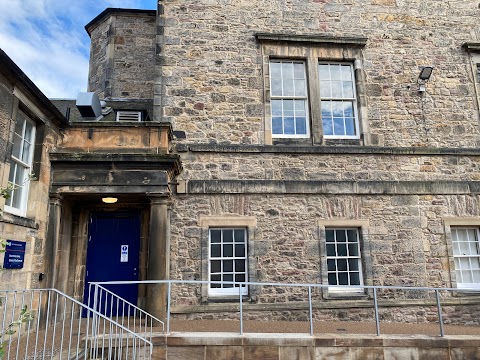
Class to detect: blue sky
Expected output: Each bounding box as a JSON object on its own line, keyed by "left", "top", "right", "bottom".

{"left": 0, "top": 0, "right": 155, "bottom": 99}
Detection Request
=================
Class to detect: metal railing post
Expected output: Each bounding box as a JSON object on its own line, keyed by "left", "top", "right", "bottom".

{"left": 167, "top": 281, "right": 171, "bottom": 334}
{"left": 435, "top": 289, "right": 445, "bottom": 337}
{"left": 239, "top": 284, "right": 243, "bottom": 335}
{"left": 308, "top": 286, "right": 313, "bottom": 336}
{"left": 373, "top": 287, "right": 380, "bottom": 336}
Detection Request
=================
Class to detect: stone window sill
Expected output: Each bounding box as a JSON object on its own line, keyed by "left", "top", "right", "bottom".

{"left": 1, "top": 212, "right": 38, "bottom": 229}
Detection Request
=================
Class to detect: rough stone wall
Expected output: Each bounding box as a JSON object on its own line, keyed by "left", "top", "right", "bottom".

{"left": 156, "top": 0, "right": 480, "bottom": 321}
{"left": 88, "top": 13, "right": 156, "bottom": 99}
{"left": 161, "top": 0, "right": 480, "bottom": 147}
{"left": 179, "top": 152, "right": 480, "bottom": 182}
{"left": 168, "top": 193, "right": 480, "bottom": 306}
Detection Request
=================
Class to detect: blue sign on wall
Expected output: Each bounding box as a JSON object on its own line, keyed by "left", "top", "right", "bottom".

{"left": 3, "top": 240, "right": 26, "bottom": 269}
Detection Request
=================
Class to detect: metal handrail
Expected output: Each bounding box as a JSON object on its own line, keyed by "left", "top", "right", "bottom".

{"left": 0, "top": 288, "right": 153, "bottom": 359}
{"left": 92, "top": 279, "right": 480, "bottom": 337}
{"left": 89, "top": 283, "right": 165, "bottom": 332}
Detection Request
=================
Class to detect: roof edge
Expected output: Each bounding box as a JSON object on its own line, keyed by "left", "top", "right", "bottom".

{"left": 85, "top": 8, "right": 156, "bottom": 36}
{"left": 0, "top": 49, "right": 68, "bottom": 127}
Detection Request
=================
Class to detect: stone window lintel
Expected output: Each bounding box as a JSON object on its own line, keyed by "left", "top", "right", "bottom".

{"left": 255, "top": 33, "right": 368, "bottom": 48}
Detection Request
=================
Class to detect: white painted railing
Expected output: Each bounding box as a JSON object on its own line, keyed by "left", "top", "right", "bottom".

{"left": 92, "top": 280, "right": 480, "bottom": 337}
{"left": 0, "top": 288, "right": 152, "bottom": 359}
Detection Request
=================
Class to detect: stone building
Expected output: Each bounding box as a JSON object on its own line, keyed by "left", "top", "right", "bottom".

{"left": 0, "top": 49, "right": 68, "bottom": 291}
{"left": 3, "top": 1, "right": 480, "bottom": 326}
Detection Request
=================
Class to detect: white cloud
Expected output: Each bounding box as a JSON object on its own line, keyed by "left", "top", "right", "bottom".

{"left": 0, "top": 0, "right": 155, "bottom": 98}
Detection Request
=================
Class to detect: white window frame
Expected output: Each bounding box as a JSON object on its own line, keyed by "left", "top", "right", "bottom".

{"left": 208, "top": 228, "right": 248, "bottom": 297}
{"left": 325, "top": 227, "right": 364, "bottom": 293}
{"left": 451, "top": 227, "right": 480, "bottom": 290}
{"left": 319, "top": 62, "right": 360, "bottom": 139}
{"left": 269, "top": 60, "right": 310, "bottom": 139}
{"left": 4, "top": 111, "right": 36, "bottom": 217}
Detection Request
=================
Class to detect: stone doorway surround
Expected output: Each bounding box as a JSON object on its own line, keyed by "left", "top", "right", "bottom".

{"left": 45, "top": 152, "right": 181, "bottom": 320}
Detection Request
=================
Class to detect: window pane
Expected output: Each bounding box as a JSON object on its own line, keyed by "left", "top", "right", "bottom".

{"left": 211, "top": 230, "right": 221, "bottom": 243}
{"left": 22, "top": 142, "right": 31, "bottom": 163}
{"left": 293, "top": 63, "right": 304, "bottom": 78}
{"left": 272, "top": 117, "right": 283, "bottom": 134}
{"left": 462, "top": 270, "right": 473, "bottom": 283}
{"left": 347, "top": 229, "right": 358, "bottom": 242}
{"left": 330, "top": 65, "right": 342, "bottom": 80}
{"left": 234, "top": 229, "right": 245, "bottom": 242}
{"left": 337, "top": 259, "right": 347, "bottom": 271}
{"left": 223, "top": 244, "right": 233, "bottom": 257}
{"left": 211, "top": 260, "right": 221, "bottom": 273}
{"left": 319, "top": 64, "right": 330, "bottom": 80}
{"left": 271, "top": 100, "right": 282, "bottom": 116}
{"left": 327, "top": 259, "right": 336, "bottom": 271}
{"left": 348, "top": 243, "right": 359, "bottom": 257}
{"left": 294, "top": 80, "right": 306, "bottom": 97}
{"left": 270, "top": 62, "right": 281, "bottom": 79}
{"left": 211, "top": 244, "right": 221, "bottom": 257}
{"left": 235, "top": 274, "right": 245, "bottom": 283}
{"left": 224, "top": 260, "right": 233, "bottom": 272}
{"left": 331, "top": 81, "right": 343, "bottom": 98}
{"left": 349, "top": 258, "right": 359, "bottom": 271}
{"left": 295, "top": 117, "right": 307, "bottom": 135}
{"left": 235, "top": 259, "right": 245, "bottom": 272}
{"left": 282, "top": 62, "right": 293, "bottom": 79}
{"left": 320, "top": 82, "right": 331, "bottom": 98}
{"left": 326, "top": 244, "right": 336, "bottom": 256}
{"left": 284, "top": 117, "right": 295, "bottom": 134}
{"left": 343, "top": 81, "right": 354, "bottom": 98}
{"left": 328, "top": 273, "right": 337, "bottom": 285}
{"left": 338, "top": 272, "right": 349, "bottom": 285}
{"left": 336, "top": 230, "right": 346, "bottom": 242}
{"left": 282, "top": 78, "right": 294, "bottom": 96}
{"left": 25, "top": 121, "right": 35, "bottom": 142}
{"left": 223, "top": 230, "right": 233, "bottom": 243}
{"left": 326, "top": 230, "right": 335, "bottom": 242}
{"left": 14, "top": 116, "right": 24, "bottom": 136}
{"left": 211, "top": 274, "right": 221, "bottom": 288}
{"left": 345, "top": 117, "right": 356, "bottom": 136}
{"left": 323, "top": 117, "right": 333, "bottom": 135}
{"left": 350, "top": 272, "right": 360, "bottom": 285}
{"left": 341, "top": 65, "right": 353, "bottom": 81}
{"left": 223, "top": 274, "right": 233, "bottom": 288}
{"left": 333, "top": 117, "right": 344, "bottom": 136}
{"left": 337, "top": 244, "right": 347, "bottom": 256}
{"left": 271, "top": 79, "right": 282, "bottom": 96}
{"left": 235, "top": 244, "right": 245, "bottom": 257}
{"left": 12, "top": 134, "right": 22, "bottom": 159}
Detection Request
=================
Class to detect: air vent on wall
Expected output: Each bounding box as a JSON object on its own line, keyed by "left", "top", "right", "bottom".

{"left": 116, "top": 111, "right": 142, "bottom": 122}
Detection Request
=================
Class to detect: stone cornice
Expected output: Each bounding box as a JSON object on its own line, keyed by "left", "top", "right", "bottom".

{"left": 180, "top": 143, "right": 480, "bottom": 156}
{"left": 186, "top": 180, "right": 480, "bottom": 195}
{"left": 255, "top": 33, "right": 368, "bottom": 47}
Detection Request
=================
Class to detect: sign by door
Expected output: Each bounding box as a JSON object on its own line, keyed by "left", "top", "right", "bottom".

{"left": 121, "top": 245, "right": 128, "bottom": 262}
{"left": 3, "top": 240, "right": 26, "bottom": 269}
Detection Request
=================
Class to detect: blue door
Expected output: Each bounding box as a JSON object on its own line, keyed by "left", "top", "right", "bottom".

{"left": 83, "top": 211, "right": 140, "bottom": 317}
